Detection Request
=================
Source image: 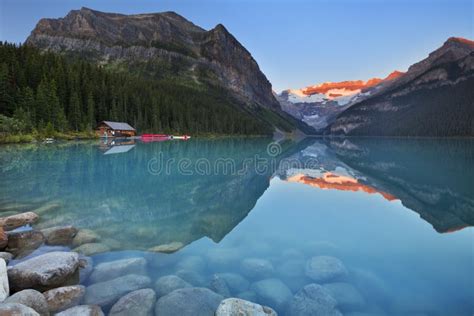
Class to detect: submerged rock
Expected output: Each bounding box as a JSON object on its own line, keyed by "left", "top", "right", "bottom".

{"left": 6, "top": 230, "right": 45, "bottom": 258}
{"left": 43, "top": 285, "right": 86, "bottom": 313}
{"left": 4, "top": 289, "right": 49, "bottom": 316}
{"left": 210, "top": 274, "right": 231, "bottom": 297}
{"left": 41, "top": 226, "right": 78, "bottom": 246}
{"left": 216, "top": 298, "right": 277, "bottom": 316}
{"left": 72, "top": 229, "right": 100, "bottom": 247}
{"left": 56, "top": 305, "right": 104, "bottom": 316}
{"left": 79, "top": 256, "right": 93, "bottom": 283}
{"left": 288, "top": 283, "right": 342, "bottom": 316}
{"left": 8, "top": 251, "right": 80, "bottom": 292}
{"left": 109, "top": 288, "right": 156, "bottom": 316}
{"left": 155, "top": 287, "right": 223, "bottom": 316}
{"left": 206, "top": 248, "right": 240, "bottom": 270}
{"left": 0, "top": 251, "right": 13, "bottom": 263}
{"left": 305, "top": 256, "right": 348, "bottom": 283}
{"left": 148, "top": 241, "right": 184, "bottom": 254}
{"left": 0, "top": 258, "right": 9, "bottom": 302}
{"left": 73, "top": 242, "right": 110, "bottom": 256}
{"left": 241, "top": 258, "right": 274, "bottom": 280}
{"left": 89, "top": 257, "right": 147, "bottom": 284}
{"left": 83, "top": 274, "right": 151, "bottom": 309}
{"left": 154, "top": 275, "right": 192, "bottom": 298}
{"left": 323, "top": 282, "right": 365, "bottom": 311}
{"left": 0, "top": 211, "right": 39, "bottom": 231}
{"left": 215, "top": 272, "right": 249, "bottom": 294}
{"left": 0, "top": 303, "right": 40, "bottom": 315}
{"left": 176, "top": 269, "right": 206, "bottom": 286}
{"left": 176, "top": 255, "right": 206, "bottom": 272}
{"left": 237, "top": 290, "right": 257, "bottom": 302}
{"left": 250, "top": 278, "right": 292, "bottom": 311}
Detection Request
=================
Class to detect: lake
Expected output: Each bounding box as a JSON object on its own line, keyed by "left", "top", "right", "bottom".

{"left": 0, "top": 137, "right": 473, "bottom": 315}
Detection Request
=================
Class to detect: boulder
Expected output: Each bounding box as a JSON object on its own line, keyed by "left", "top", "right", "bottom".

{"left": 251, "top": 278, "right": 292, "bottom": 311}
{"left": 0, "top": 212, "right": 39, "bottom": 231}
{"left": 79, "top": 256, "right": 93, "bottom": 283}
{"left": 56, "top": 305, "right": 104, "bottom": 316}
{"left": 43, "top": 285, "right": 86, "bottom": 313}
{"left": 109, "top": 288, "right": 156, "bottom": 316}
{"left": 8, "top": 251, "right": 80, "bottom": 292}
{"left": 0, "top": 227, "right": 7, "bottom": 249}
{"left": 148, "top": 241, "right": 184, "bottom": 254}
{"left": 1, "top": 258, "right": 9, "bottom": 302}
{"left": 323, "top": 282, "right": 365, "bottom": 311}
{"left": 240, "top": 258, "right": 274, "bottom": 280}
{"left": 215, "top": 273, "right": 249, "bottom": 294}
{"left": 0, "top": 251, "right": 13, "bottom": 263}
{"left": 73, "top": 243, "right": 110, "bottom": 256}
{"left": 4, "top": 289, "right": 49, "bottom": 315}
{"left": 154, "top": 275, "right": 192, "bottom": 298}
{"left": 6, "top": 230, "right": 45, "bottom": 258}
{"left": 305, "top": 256, "right": 348, "bottom": 283}
{"left": 83, "top": 274, "right": 151, "bottom": 309}
{"left": 287, "top": 283, "right": 342, "bottom": 316}
{"left": 72, "top": 229, "right": 100, "bottom": 247}
{"left": 41, "top": 226, "right": 78, "bottom": 246}
{"left": 0, "top": 303, "right": 40, "bottom": 315}
{"left": 88, "top": 257, "right": 147, "bottom": 284}
{"left": 155, "top": 287, "right": 223, "bottom": 316}
{"left": 216, "top": 298, "right": 277, "bottom": 316}
{"left": 209, "top": 274, "right": 231, "bottom": 297}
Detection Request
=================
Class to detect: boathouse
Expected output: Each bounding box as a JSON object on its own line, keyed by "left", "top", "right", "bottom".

{"left": 96, "top": 121, "right": 136, "bottom": 137}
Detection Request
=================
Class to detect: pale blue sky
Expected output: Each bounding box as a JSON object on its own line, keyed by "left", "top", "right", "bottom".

{"left": 0, "top": 0, "right": 472, "bottom": 91}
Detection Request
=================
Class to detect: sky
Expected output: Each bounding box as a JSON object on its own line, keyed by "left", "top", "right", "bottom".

{"left": 0, "top": 0, "right": 472, "bottom": 92}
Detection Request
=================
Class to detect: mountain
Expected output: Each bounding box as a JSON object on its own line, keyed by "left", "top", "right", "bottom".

{"left": 26, "top": 7, "right": 314, "bottom": 134}
{"left": 327, "top": 37, "right": 474, "bottom": 136}
{"left": 277, "top": 71, "right": 403, "bottom": 131}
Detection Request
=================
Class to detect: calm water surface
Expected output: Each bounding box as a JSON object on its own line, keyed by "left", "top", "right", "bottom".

{"left": 1, "top": 137, "right": 473, "bottom": 315}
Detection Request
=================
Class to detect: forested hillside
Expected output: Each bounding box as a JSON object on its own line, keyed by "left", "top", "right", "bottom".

{"left": 0, "top": 42, "right": 273, "bottom": 136}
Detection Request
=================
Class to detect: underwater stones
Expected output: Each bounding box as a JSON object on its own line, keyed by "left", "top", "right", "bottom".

{"left": 43, "top": 285, "right": 86, "bottom": 313}
{"left": 41, "top": 226, "right": 78, "bottom": 246}
{"left": 154, "top": 287, "right": 224, "bottom": 316}
{"left": 216, "top": 298, "right": 277, "bottom": 316}
{"left": 209, "top": 274, "right": 231, "bottom": 297}
{"left": 250, "top": 278, "right": 292, "bottom": 311}
{"left": 32, "top": 202, "right": 61, "bottom": 215}
{"left": 148, "top": 241, "right": 184, "bottom": 254}
{"left": 83, "top": 274, "right": 151, "bottom": 308}
{"left": 176, "top": 255, "right": 206, "bottom": 272}
{"left": 0, "top": 258, "right": 9, "bottom": 301}
{"left": 176, "top": 269, "right": 206, "bottom": 286}
{"left": 237, "top": 290, "right": 257, "bottom": 302}
{"left": 8, "top": 251, "right": 80, "bottom": 292}
{"left": 56, "top": 305, "right": 104, "bottom": 316}
{"left": 287, "top": 283, "right": 342, "bottom": 316}
{"left": 0, "top": 211, "right": 39, "bottom": 231}
{"left": 206, "top": 248, "right": 240, "bottom": 269}
{"left": 241, "top": 258, "right": 274, "bottom": 279}
{"left": 215, "top": 272, "right": 249, "bottom": 294}
{"left": 277, "top": 258, "right": 305, "bottom": 278}
{"left": 89, "top": 257, "right": 147, "bottom": 284}
{"left": 6, "top": 230, "right": 45, "bottom": 258}
{"left": 0, "top": 303, "right": 40, "bottom": 315}
{"left": 79, "top": 256, "right": 93, "bottom": 283}
{"left": 0, "top": 251, "right": 13, "bottom": 263}
{"left": 305, "top": 256, "right": 348, "bottom": 283}
{"left": 109, "top": 288, "right": 156, "bottom": 316}
{"left": 323, "top": 282, "right": 365, "bottom": 311}
{"left": 154, "top": 275, "right": 192, "bottom": 298}
{"left": 73, "top": 242, "right": 110, "bottom": 256}
{"left": 4, "top": 289, "right": 49, "bottom": 316}
{"left": 72, "top": 229, "right": 100, "bottom": 247}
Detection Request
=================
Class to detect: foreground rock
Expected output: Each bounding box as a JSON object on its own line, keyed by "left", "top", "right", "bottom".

{"left": 0, "top": 212, "right": 39, "bottom": 231}
{"left": 155, "top": 287, "right": 223, "bottom": 316}
{"left": 6, "top": 230, "right": 45, "bottom": 258}
{"left": 216, "top": 298, "right": 276, "bottom": 316}
{"left": 109, "top": 288, "right": 156, "bottom": 316}
{"left": 305, "top": 256, "right": 348, "bottom": 283}
{"left": 4, "top": 289, "right": 49, "bottom": 315}
{"left": 288, "top": 283, "right": 342, "bottom": 316}
{"left": 43, "top": 285, "right": 86, "bottom": 313}
{"left": 73, "top": 243, "right": 110, "bottom": 256}
{"left": 241, "top": 258, "right": 274, "bottom": 279}
{"left": 72, "top": 229, "right": 100, "bottom": 247}
{"left": 251, "top": 278, "right": 292, "bottom": 311}
{"left": 154, "top": 275, "right": 191, "bottom": 298}
{"left": 0, "top": 303, "right": 40, "bottom": 315}
{"left": 56, "top": 305, "right": 104, "bottom": 316}
{"left": 41, "top": 226, "right": 78, "bottom": 246}
{"left": 84, "top": 274, "right": 151, "bottom": 308}
{"left": 8, "top": 251, "right": 80, "bottom": 292}
{"left": 89, "top": 257, "right": 147, "bottom": 283}
{"left": 323, "top": 282, "right": 365, "bottom": 311}
{"left": 1, "top": 258, "right": 9, "bottom": 301}
{"left": 148, "top": 241, "right": 184, "bottom": 253}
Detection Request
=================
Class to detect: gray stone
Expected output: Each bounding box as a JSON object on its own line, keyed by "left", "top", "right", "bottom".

{"left": 4, "top": 289, "right": 49, "bottom": 315}
{"left": 216, "top": 272, "right": 249, "bottom": 294}
{"left": 155, "top": 287, "right": 223, "bottom": 316}
{"left": 0, "top": 212, "right": 39, "bottom": 231}
{"left": 237, "top": 291, "right": 257, "bottom": 302}
{"left": 89, "top": 257, "right": 147, "bottom": 283}
{"left": 72, "top": 229, "right": 100, "bottom": 247}
{"left": 73, "top": 243, "right": 110, "bottom": 256}
{"left": 176, "top": 255, "right": 206, "bottom": 272}
{"left": 79, "top": 256, "right": 93, "bottom": 283}
{"left": 83, "top": 274, "right": 151, "bottom": 309}
{"left": 0, "top": 303, "right": 40, "bottom": 315}
{"left": 43, "top": 285, "right": 86, "bottom": 313}
{"left": 56, "top": 305, "right": 104, "bottom": 316}
{"left": 288, "top": 283, "right": 342, "bottom": 316}
{"left": 0, "top": 251, "right": 13, "bottom": 263}
{"left": 109, "top": 288, "right": 156, "bottom": 316}
{"left": 216, "top": 298, "right": 277, "bottom": 316}
{"left": 6, "top": 230, "right": 45, "bottom": 258}
{"left": 323, "top": 282, "right": 365, "bottom": 311}
{"left": 209, "top": 274, "right": 231, "bottom": 297}
{"left": 147, "top": 241, "right": 184, "bottom": 253}
{"left": 0, "top": 258, "right": 8, "bottom": 302}
{"left": 250, "top": 278, "right": 292, "bottom": 311}
{"left": 41, "top": 226, "right": 78, "bottom": 246}
{"left": 8, "top": 251, "right": 80, "bottom": 292}
{"left": 154, "top": 275, "right": 192, "bottom": 298}
{"left": 305, "top": 256, "right": 348, "bottom": 283}
{"left": 241, "top": 258, "right": 274, "bottom": 280}
{"left": 176, "top": 269, "right": 206, "bottom": 286}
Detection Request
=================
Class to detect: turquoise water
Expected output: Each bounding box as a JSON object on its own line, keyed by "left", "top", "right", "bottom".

{"left": 1, "top": 137, "right": 473, "bottom": 315}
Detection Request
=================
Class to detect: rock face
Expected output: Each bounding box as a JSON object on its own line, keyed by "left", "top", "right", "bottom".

{"left": 56, "top": 305, "right": 104, "bottom": 316}
{"left": 6, "top": 230, "right": 45, "bottom": 258}
{"left": 216, "top": 298, "right": 276, "bottom": 316}
{"left": 88, "top": 257, "right": 147, "bottom": 283}
{"left": 109, "top": 288, "right": 156, "bottom": 316}
{"left": 0, "top": 303, "right": 41, "bottom": 315}
{"left": 0, "top": 258, "right": 9, "bottom": 301}
{"left": 288, "top": 283, "right": 343, "bottom": 316}
{"left": 41, "top": 226, "right": 78, "bottom": 246}
{"left": 154, "top": 275, "right": 192, "bottom": 298}
{"left": 4, "top": 289, "right": 49, "bottom": 315}
{"left": 0, "top": 212, "right": 39, "bottom": 231}
{"left": 43, "top": 285, "right": 86, "bottom": 312}
{"left": 7, "top": 251, "right": 80, "bottom": 292}
{"left": 154, "top": 287, "right": 223, "bottom": 316}
{"left": 251, "top": 278, "right": 292, "bottom": 311}
{"left": 305, "top": 256, "right": 348, "bottom": 283}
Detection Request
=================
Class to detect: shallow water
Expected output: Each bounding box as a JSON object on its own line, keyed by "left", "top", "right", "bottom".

{"left": 1, "top": 137, "right": 473, "bottom": 315}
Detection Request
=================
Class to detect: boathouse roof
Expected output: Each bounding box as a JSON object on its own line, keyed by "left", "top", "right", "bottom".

{"left": 100, "top": 121, "right": 136, "bottom": 131}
